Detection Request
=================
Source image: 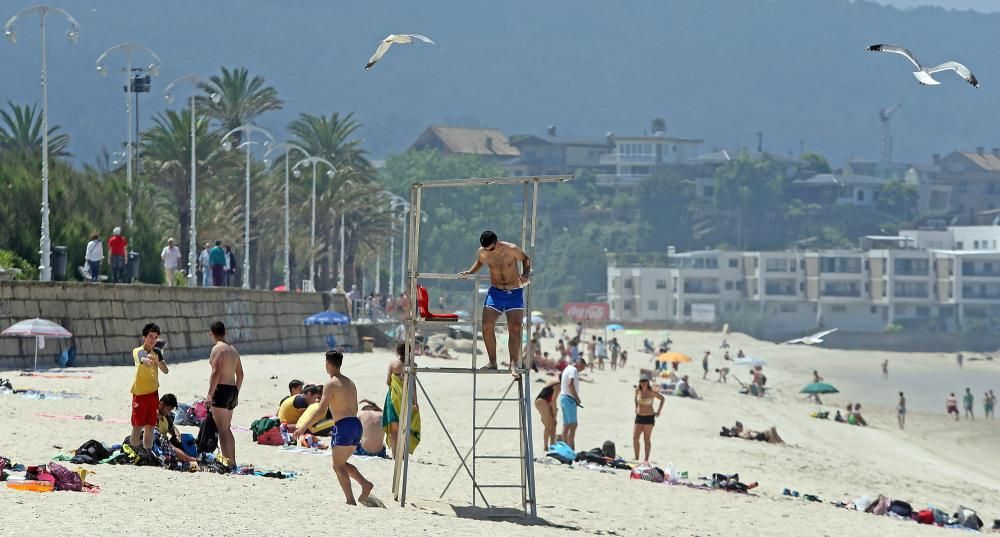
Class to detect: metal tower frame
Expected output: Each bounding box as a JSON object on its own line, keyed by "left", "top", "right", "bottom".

{"left": 391, "top": 175, "right": 573, "bottom": 517}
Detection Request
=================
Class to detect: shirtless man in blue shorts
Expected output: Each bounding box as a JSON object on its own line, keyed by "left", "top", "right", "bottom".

{"left": 294, "top": 350, "right": 374, "bottom": 505}
{"left": 459, "top": 230, "right": 531, "bottom": 375}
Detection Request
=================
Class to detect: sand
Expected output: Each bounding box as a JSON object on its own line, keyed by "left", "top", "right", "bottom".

{"left": 2, "top": 326, "right": 999, "bottom": 537}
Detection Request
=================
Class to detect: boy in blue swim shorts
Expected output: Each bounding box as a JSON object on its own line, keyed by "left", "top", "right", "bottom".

{"left": 294, "top": 350, "right": 375, "bottom": 506}
{"left": 459, "top": 230, "right": 532, "bottom": 375}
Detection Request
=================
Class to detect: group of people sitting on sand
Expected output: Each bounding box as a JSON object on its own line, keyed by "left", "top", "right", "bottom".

{"left": 274, "top": 379, "right": 388, "bottom": 457}
{"left": 834, "top": 403, "right": 868, "bottom": 426}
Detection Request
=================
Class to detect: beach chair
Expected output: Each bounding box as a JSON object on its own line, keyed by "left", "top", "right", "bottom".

{"left": 416, "top": 286, "right": 458, "bottom": 321}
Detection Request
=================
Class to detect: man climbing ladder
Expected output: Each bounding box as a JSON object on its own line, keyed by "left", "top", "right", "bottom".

{"left": 459, "top": 230, "right": 531, "bottom": 376}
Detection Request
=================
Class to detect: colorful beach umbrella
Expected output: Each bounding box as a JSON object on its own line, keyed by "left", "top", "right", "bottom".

{"left": 2, "top": 318, "right": 73, "bottom": 370}
{"left": 531, "top": 315, "right": 545, "bottom": 325}
{"left": 800, "top": 382, "right": 839, "bottom": 395}
{"left": 606, "top": 323, "right": 624, "bottom": 331}
{"left": 303, "top": 311, "right": 351, "bottom": 326}
{"left": 655, "top": 351, "right": 692, "bottom": 364}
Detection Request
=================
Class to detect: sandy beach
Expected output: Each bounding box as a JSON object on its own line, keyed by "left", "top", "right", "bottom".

{"left": 2, "top": 326, "right": 999, "bottom": 537}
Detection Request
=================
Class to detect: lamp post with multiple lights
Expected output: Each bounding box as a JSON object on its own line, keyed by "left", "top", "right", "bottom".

{"left": 220, "top": 125, "right": 274, "bottom": 289}
{"left": 4, "top": 6, "right": 81, "bottom": 281}
{"left": 263, "top": 143, "right": 311, "bottom": 291}
{"left": 162, "top": 74, "right": 222, "bottom": 287}
{"left": 96, "top": 42, "right": 162, "bottom": 227}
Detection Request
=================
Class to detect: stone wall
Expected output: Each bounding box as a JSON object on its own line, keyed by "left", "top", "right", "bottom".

{"left": 0, "top": 282, "right": 356, "bottom": 369}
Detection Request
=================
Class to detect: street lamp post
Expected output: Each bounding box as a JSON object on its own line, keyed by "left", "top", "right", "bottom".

{"left": 221, "top": 125, "right": 274, "bottom": 289}
{"left": 96, "top": 42, "right": 162, "bottom": 228}
{"left": 162, "top": 74, "right": 222, "bottom": 287}
{"left": 263, "top": 143, "right": 310, "bottom": 291}
{"left": 292, "top": 157, "right": 335, "bottom": 289}
{"left": 4, "top": 6, "right": 81, "bottom": 282}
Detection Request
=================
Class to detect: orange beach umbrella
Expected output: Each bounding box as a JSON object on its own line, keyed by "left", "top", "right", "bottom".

{"left": 655, "top": 351, "right": 692, "bottom": 364}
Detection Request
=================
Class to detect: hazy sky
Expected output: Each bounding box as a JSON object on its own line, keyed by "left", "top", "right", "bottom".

{"left": 876, "top": 0, "right": 999, "bottom": 12}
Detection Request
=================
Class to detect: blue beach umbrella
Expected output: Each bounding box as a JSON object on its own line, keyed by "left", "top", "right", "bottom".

{"left": 304, "top": 311, "right": 351, "bottom": 326}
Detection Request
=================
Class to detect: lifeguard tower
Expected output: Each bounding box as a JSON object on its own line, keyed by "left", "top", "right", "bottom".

{"left": 391, "top": 175, "right": 572, "bottom": 517}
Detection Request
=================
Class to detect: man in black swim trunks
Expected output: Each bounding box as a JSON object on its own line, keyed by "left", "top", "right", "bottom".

{"left": 205, "top": 321, "right": 244, "bottom": 466}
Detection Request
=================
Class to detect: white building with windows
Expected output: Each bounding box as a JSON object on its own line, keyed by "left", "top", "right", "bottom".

{"left": 607, "top": 229, "right": 1000, "bottom": 334}
{"left": 595, "top": 132, "right": 703, "bottom": 188}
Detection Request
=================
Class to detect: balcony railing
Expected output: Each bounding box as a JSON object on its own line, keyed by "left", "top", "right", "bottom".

{"left": 765, "top": 286, "right": 797, "bottom": 296}
{"left": 962, "top": 269, "right": 1000, "bottom": 277}
{"left": 599, "top": 153, "right": 657, "bottom": 165}
{"left": 683, "top": 285, "right": 719, "bottom": 294}
{"left": 595, "top": 173, "right": 650, "bottom": 186}
{"left": 821, "top": 288, "right": 862, "bottom": 297}
{"left": 963, "top": 293, "right": 1000, "bottom": 300}
{"left": 894, "top": 269, "right": 929, "bottom": 276}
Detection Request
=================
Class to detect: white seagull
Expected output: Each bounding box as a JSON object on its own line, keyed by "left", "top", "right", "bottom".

{"left": 365, "top": 34, "right": 436, "bottom": 70}
{"left": 782, "top": 328, "right": 838, "bottom": 346}
{"left": 867, "top": 44, "right": 979, "bottom": 88}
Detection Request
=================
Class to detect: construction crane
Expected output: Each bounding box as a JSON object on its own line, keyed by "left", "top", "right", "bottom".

{"left": 879, "top": 104, "right": 902, "bottom": 164}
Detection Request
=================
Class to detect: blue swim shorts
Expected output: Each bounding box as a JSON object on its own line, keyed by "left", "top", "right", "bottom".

{"left": 559, "top": 394, "right": 578, "bottom": 425}
{"left": 332, "top": 416, "right": 363, "bottom": 448}
{"left": 484, "top": 286, "right": 524, "bottom": 314}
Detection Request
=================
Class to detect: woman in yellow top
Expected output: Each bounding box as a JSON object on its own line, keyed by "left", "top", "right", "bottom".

{"left": 633, "top": 374, "right": 665, "bottom": 462}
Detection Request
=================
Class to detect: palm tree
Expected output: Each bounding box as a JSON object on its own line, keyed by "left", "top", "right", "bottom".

{"left": 197, "top": 67, "right": 283, "bottom": 143}
{"left": 0, "top": 101, "right": 70, "bottom": 157}
{"left": 141, "top": 109, "right": 224, "bottom": 270}
{"left": 287, "top": 112, "right": 373, "bottom": 174}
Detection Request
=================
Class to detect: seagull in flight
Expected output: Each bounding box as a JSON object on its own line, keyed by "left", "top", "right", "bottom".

{"left": 782, "top": 328, "right": 838, "bottom": 346}
{"left": 365, "top": 34, "right": 436, "bottom": 70}
{"left": 866, "top": 44, "right": 979, "bottom": 88}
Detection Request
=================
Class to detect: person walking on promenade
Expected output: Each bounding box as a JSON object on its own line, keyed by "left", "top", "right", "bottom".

{"left": 198, "top": 242, "right": 211, "bottom": 287}
{"left": 108, "top": 227, "right": 128, "bottom": 283}
{"left": 160, "top": 238, "right": 181, "bottom": 287}
{"left": 209, "top": 241, "right": 226, "bottom": 287}
{"left": 85, "top": 233, "right": 103, "bottom": 282}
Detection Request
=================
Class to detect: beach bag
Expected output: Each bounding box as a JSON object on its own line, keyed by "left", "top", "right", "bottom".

{"left": 601, "top": 441, "right": 616, "bottom": 459}
{"left": 180, "top": 434, "right": 198, "bottom": 457}
{"left": 888, "top": 500, "right": 913, "bottom": 518}
{"left": 250, "top": 417, "right": 282, "bottom": 441}
{"left": 48, "top": 463, "right": 82, "bottom": 491}
{"left": 75, "top": 439, "right": 111, "bottom": 461}
{"left": 192, "top": 400, "right": 209, "bottom": 421}
{"left": 915, "top": 509, "right": 934, "bottom": 525}
{"left": 956, "top": 507, "right": 983, "bottom": 530}
{"left": 196, "top": 412, "right": 219, "bottom": 454}
{"left": 629, "top": 464, "right": 664, "bottom": 483}
{"left": 548, "top": 441, "right": 575, "bottom": 461}
{"left": 257, "top": 426, "right": 285, "bottom": 446}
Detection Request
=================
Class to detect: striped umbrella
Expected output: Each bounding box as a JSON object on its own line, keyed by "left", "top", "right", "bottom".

{"left": 2, "top": 318, "right": 73, "bottom": 370}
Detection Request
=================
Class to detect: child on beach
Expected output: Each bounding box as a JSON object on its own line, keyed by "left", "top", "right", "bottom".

{"left": 130, "top": 323, "right": 169, "bottom": 454}
{"left": 947, "top": 393, "right": 960, "bottom": 420}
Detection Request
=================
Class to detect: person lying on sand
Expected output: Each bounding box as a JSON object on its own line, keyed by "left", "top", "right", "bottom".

{"left": 720, "top": 421, "right": 784, "bottom": 444}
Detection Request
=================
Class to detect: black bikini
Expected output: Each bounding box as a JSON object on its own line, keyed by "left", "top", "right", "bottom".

{"left": 536, "top": 384, "right": 555, "bottom": 402}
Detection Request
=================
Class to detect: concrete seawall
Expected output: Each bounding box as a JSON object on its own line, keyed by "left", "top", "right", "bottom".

{"left": 0, "top": 282, "right": 357, "bottom": 369}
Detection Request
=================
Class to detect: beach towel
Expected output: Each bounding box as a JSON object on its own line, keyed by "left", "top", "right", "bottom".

{"left": 382, "top": 375, "right": 420, "bottom": 454}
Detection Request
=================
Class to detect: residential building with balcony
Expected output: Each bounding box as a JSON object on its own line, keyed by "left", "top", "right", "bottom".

{"left": 934, "top": 148, "right": 1000, "bottom": 213}
{"left": 595, "top": 129, "right": 703, "bottom": 188}
{"left": 505, "top": 126, "right": 612, "bottom": 176}
{"left": 607, "top": 239, "right": 1000, "bottom": 334}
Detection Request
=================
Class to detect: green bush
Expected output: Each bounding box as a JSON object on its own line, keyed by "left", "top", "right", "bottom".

{"left": 0, "top": 249, "right": 38, "bottom": 280}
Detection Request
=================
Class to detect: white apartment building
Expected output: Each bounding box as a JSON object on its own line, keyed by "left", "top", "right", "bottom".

{"left": 608, "top": 228, "right": 1000, "bottom": 334}
{"left": 595, "top": 133, "right": 703, "bottom": 188}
